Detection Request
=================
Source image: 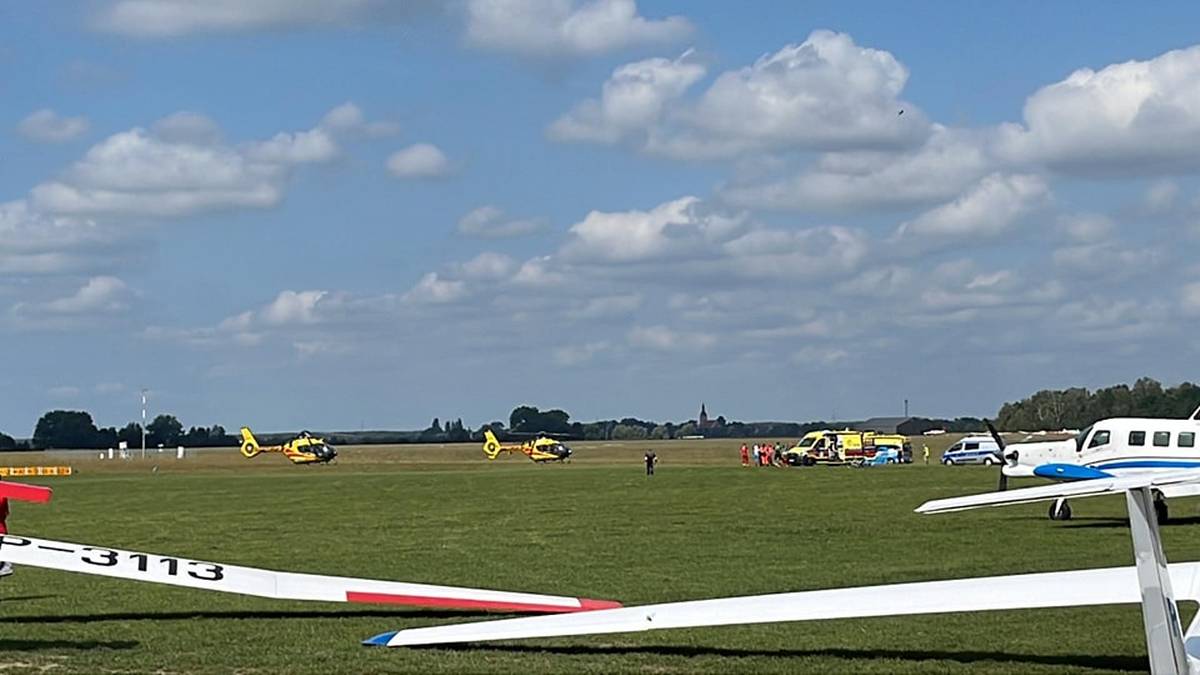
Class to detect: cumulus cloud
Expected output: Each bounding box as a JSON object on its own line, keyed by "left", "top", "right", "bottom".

{"left": 402, "top": 273, "right": 466, "bottom": 304}
{"left": 94, "top": 0, "right": 422, "bottom": 37}
{"left": 458, "top": 252, "right": 517, "bottom": 280}
{"left": 996, "top": 44, "right": 1200, "bottom": 174}
{"left": 457, "top": 206, "right": 545, "bottom": 238}
{"left": 895, "top": 173, "right": 1049, "bottom": 242}
{"left": 319, "top": 102, "right": 400, "bottom": 137}
{"left": 17, "top": 109, "right": 90, "bottom": 143}
{"left": 386, "top": 143, "right": 452, "bottom": 179}
{"left": 0, "top": 200, "right": 121, "bottom": 276}
{"left": 553, "top": 341, "right": 610, "bottom": 365}
{"left": 551, "top": 30, "right": 929, "bottom": 160}
{"left": 549, "top": 50, "right": 705, "bottom": 143}
{"left": 20, "top": 276, "right": 130, "bottom": 315}
{"left": 722, "top": 127, "right": 992, "bottom": 212}
{"left": 31, "top": 108, "right": 344, "bottom": 218}
{"left": 562, "top": 196, "right": 741, "bottom": 262}
{"left": 464, "top": 0, "right": 692, "bottom": 58}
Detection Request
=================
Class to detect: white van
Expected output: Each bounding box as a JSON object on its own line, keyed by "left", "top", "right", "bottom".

{"left": 941, "top": 436, "right": 1002, "bottom": 466}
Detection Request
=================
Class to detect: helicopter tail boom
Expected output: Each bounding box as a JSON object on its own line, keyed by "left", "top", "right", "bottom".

{"left": 240, "top": 427, "right": 262, "bottom": 458}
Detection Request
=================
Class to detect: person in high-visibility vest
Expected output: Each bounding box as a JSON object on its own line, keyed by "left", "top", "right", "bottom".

{"left": 923, "top": 444, "right": 930, "bottom": 465}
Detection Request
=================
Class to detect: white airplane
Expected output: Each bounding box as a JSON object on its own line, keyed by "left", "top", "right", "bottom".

{"left": 996, "top": 407, "right": 1200, "bottom": 522}
{"left": 368, "top": 472, "right": 1200, "bottom": 674}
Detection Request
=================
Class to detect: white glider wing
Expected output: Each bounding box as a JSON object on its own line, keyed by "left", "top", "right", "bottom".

{"left": 368, "top": 563, "right": 1200, "bottom": 647}
{"left": 915, "top": 469, "right": 1200, "bottom": 514}
{"left": 0, "top": 534, "right": 619, "bottom": 613}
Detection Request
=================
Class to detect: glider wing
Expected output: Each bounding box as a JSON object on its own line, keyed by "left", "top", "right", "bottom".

{"left": 0, "top": 533, "right": 619, "bottom": 613}
{"left": 368, "top": 563, "right": 1200, "bottom": 646}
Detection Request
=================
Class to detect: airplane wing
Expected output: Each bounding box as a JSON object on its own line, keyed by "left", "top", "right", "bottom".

{"left": 915, "top": 469, "right": 1200, "bottom": 514}
{"left": 368, "top": 563, "right": 1200, "bottom": 646}
{"left": 0, "top": 534, "right": 619, "bottom": 613}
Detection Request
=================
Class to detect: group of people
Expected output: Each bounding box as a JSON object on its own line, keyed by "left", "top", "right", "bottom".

{"left": 740, "top": 442, "right": 787, "bottom": 468}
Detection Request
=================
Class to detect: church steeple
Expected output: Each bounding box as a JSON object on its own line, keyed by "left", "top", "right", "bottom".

{"left": 699, "top": 403, "right": 709, "bottom": 427}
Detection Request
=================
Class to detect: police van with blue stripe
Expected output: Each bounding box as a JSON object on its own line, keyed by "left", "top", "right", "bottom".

{"left": 941, "top": 436, "right": 1003, "bottom": 466}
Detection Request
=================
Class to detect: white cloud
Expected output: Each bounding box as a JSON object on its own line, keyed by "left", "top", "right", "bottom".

{"left": 18, "top": 109, "right": 90, "bottom": 143}
{"left": 458, "top": 252, "right": 516, "bottom": 280}
{"left": 11, "top": 276, "right": 133, "bottom": 327}
{"left": 464, "top": 0, "right": 692, "bottom": 58}
{"left": 895, "top": 173, "right": 1049, "bottom": 241}
{"left": 246, "top": 128, "right": 338, "bottom": 164}
{"left": 722, "top": 226, "right": 870, "bottom": 277}
{"left": 996, "top": 44, "right": 1200, "bottom": 174}
{"left": 549, "top": 50, "right": 705, "bottom": 143}
{"left": 261, "top": 290, "right": 328, "bottom": 325}
{"left": 386, "top": 143, "right": 452, "bottom": 179}
{"left": 30, "top": 108, "right": 344, "bottom": 218}
{"left": 95, "top": 0, "right": 415, "bottom": 37}
{"left": 457, "top": 206, "right": 545, "bottom": 238}
{"left": 48, "top": 385, "right": 81, "bottom": 399}
{"left": 402, "top": 273, "right": 466, "bottom": 304}
{"left": 562, "top": 196, "right": 739, "bottom": 262}
{"left": 319, "top": 102, "right": 400, "bottom": 137}
{"left": 628, "top": 324, "right": 715, "bottom": 351}
{"left": 722, "top": 127, "right": 991, "bottom": 212}
{"left": 0, "top": 200, "right": 118, "bottom": 276}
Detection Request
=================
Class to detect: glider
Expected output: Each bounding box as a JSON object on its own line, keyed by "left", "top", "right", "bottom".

{"left": 0, "top": 533, "right": 619, "bottom": 613}
{"left": 0, "top": 480, "right": 618, "bottom": 614}
{"left": 369, "top": 474, "right": 1200, "bottom": 674}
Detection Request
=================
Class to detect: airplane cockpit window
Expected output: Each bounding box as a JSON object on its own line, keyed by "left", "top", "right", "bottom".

{"left": 1154, "top": 431, "right": 1171, "bottom": 447}
{"left": 1129, "top": 431, "right": 1146, "bottom": 446}
{"left": 1075, "top": 425, "right": 1093, "bottom": 452}
{"left": 1087, "top": 430, "right": 1110, "bottom": 449}
{"left": 1180, "top": 432, "right": 1196, "bottom": 448}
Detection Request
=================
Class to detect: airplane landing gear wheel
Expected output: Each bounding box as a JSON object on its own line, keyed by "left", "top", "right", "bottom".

{"left": 1049, "top": 499, "right": 1072, "bottom": 521}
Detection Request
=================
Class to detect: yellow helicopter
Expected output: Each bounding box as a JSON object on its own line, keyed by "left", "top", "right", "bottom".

{"left": 482, "top": 429, "right": 572, "bottom": 463}
{"left": 240, "top": 427, "right": 337, "bottom": 465}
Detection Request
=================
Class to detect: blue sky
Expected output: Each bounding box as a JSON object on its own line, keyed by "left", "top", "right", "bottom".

{"left": 3, "top": 1, "right": 1200, "bottom": 435}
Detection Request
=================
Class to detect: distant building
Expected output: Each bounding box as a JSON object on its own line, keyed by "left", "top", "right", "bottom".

{"left": 698, "top": 403, "right": 716, "bottom": 429}
{"left": 854, "top": 416, "right": 919, "bottom": 435}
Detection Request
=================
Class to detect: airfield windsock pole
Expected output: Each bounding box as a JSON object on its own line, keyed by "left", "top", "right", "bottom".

{"left": 141, "top": 388, "right": 147, "bottom": 460}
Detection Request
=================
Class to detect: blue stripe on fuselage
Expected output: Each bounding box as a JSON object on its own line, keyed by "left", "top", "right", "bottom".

{"left": 1033, "top": 463, "right": 1114, "bottom": 480}
{"left": 1093, "top": 460, "right": 1200, "bottom": 470}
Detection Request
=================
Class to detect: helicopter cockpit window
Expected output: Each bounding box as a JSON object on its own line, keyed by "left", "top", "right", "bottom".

{"left": 1087, "top": 430, "right": 1110, "bottom": 449}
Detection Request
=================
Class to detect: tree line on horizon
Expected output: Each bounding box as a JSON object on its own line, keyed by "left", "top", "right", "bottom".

{"left": 995, "top": 377, "right": 1200, "bottom": 431}
{"left": 4, "top": 377, "right": 1196, "bottom": 450}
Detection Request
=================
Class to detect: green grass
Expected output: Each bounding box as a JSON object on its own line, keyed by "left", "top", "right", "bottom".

{"left": 0, "top": 440, "right": 1189, "bottom": 673}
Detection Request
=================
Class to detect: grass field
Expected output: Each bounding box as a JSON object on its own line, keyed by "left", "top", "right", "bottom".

{"left": 0, "top": 438, "right": 1190, "bottom": 674}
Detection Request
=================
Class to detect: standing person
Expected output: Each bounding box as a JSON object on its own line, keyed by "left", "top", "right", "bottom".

{"left": 923, "top": 444, "right": 930, "bottom": 465}
{"left": 740, "top": 443, "right": 750, "bottom": 467}
{"left": 0, "top": 483, "right": 12, "bottom": 578}
{"left": 752, "top": 445, "right": 761, "bottom": 467}
{"left": 644, "top": 450, "right": 657, "bottom": 476}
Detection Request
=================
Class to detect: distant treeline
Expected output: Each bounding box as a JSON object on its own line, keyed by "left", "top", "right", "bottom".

{"left": 5, "top": 378, "right": 1194, "bottom": 450}
{"left": 995, "top": 378, "right": 1200, "bottom": 431}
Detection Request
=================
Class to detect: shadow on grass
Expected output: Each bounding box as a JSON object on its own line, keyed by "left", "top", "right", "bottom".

{"left": 1058, "top": 515, "right": 1200, "bottom": 529}
{"left": 0, "top": 595, "right": 57, "bottom": 603}
{"left": 0, "top": 638, "right": 138, "bottom": 652}
{"left": 0, "top": 608, "right": 505, "bottom": 625}
{"left": 421, "top": 643, "right": 1145, "bottom": 671}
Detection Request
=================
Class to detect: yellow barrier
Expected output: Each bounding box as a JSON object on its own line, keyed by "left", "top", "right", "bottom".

{"left": 0, "top": 466, "right": 73, "bottom": 477}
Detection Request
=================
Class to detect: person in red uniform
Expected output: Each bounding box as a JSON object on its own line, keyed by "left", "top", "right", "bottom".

{"left": 740, "top": 443, "right": 750, "bottom": 467}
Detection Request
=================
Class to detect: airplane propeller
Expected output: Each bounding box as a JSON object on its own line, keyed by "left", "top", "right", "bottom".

{"left": 984, "top": 419, "right": 1008, "bottom": 492}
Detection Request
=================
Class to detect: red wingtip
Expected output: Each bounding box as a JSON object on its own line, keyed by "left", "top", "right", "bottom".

{"left": 0, "top": 483, "right": 52, "bottom": 503}
{"left": 577, "top": 597, "right": 623, "bottom": 611}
